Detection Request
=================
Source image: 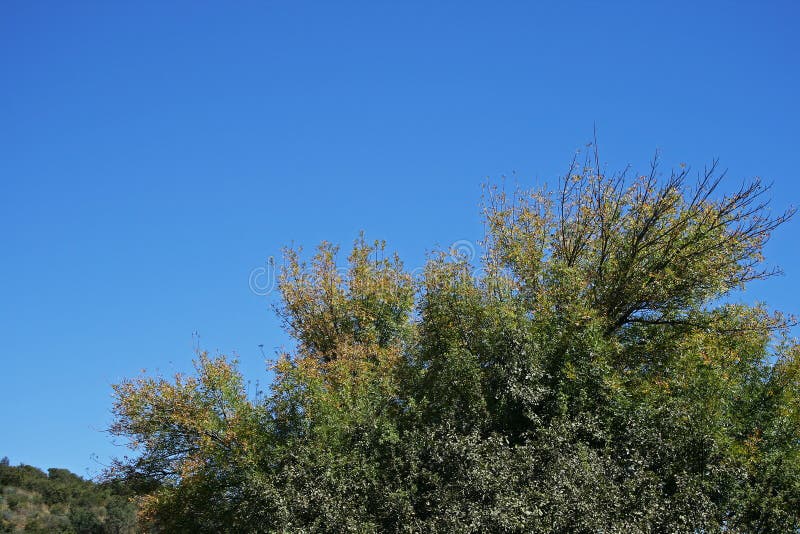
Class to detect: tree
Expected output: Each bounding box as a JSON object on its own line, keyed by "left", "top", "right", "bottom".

{"left": 108, "top": 149, "right": 799, "bottom": 532}
{"left": 0, "top": 460, "right": 136, "bottom": 533}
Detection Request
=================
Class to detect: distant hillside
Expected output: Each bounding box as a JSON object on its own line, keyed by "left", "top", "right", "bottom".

{"left": 0, "top": 457, "right": 135, "bottom": 533}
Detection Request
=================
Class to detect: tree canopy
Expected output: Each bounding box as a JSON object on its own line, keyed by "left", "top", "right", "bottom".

{"left": 108, "top": 152, "right": 799, "bottom": 532}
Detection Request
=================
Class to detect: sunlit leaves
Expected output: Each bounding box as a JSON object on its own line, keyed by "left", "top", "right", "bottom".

{"left": 108, "top": 152, "right": 800, "bottom": 532}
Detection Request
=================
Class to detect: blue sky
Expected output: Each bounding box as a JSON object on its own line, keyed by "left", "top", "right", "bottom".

{"left": 1, "top": 1, "right": 798, "bottom": 477}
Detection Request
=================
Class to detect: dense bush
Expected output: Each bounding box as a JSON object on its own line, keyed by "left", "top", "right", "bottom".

{"left": 109, "top": 154, "right": 800, "bottom": 532}
{"left": 0, "top": 457, "right": 135, "bottom": 533}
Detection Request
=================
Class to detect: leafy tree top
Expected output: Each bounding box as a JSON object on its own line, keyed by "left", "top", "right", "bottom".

{"left": 108, "top": 148, "right": 800, "bottom": 533}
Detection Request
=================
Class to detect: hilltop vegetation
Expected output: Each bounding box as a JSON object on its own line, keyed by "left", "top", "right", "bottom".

{"left": 108, "top": 154, "right": 800, "bottom": 532}
{"left": 0, "top": 457, "right": 135, "bottom": 533}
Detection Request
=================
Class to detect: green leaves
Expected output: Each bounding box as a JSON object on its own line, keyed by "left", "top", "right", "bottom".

{"left": 109, "top": 152, "right": 799, "bottom": 532}
{"left": 485, "top": 156, "right": 794, "bottom": 337}
{"left": 0, "top": 461, "right": 136, "bottom": 533}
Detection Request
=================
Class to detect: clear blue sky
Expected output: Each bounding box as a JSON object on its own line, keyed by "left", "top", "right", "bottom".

{"left": 2, "top": 1, "right": 798, "bottom": 477}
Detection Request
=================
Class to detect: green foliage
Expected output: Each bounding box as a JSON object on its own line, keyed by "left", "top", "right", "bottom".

{"left": 109, "top": 153, "right": 799, "bottom": 532}
{"left": 0, "top": 460, "right": 135, "bottom": 533}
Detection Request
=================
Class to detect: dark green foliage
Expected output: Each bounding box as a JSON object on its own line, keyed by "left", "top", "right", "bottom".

{"left": 0, "top": 460, "right": 136, "bottom": 533}
{"left": 109, "top": 154, "right": 800, "bottom": 532}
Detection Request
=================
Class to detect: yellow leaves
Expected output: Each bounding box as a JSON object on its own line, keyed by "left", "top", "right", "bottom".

{"left": 564, "top": 361, "right": 577, "bottom": 381}
{"left": 109, "top": 352, "right": 260, "bottom": 489}
{"left": 136, "top": 493, "right": 162, "bottom": 525}
{"left": 743, "top": 429, "right": 763, "bottom": 457}
{"left": 178, "top": 453, "right": 206, "bottom": 479}
{"left": 481, "top": 155, "right": 791, "bottom": 341}
{"left": 276, "top": 235, "right": 413, "bottom": 362}
{"left": 653, "top": 377, "right": 671, "bottom": 393}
